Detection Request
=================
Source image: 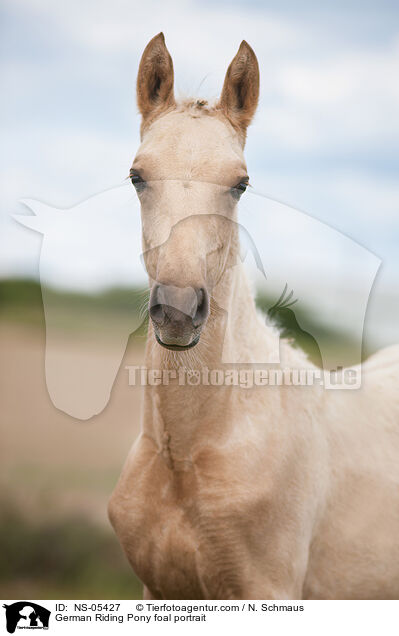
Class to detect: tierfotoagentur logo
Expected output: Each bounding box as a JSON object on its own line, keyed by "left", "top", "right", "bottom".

{"left": 126, "top": 365, "right": 358, "bottom": 389}
{"left": 3, "top": 602, "right": 51, "bottom": 633}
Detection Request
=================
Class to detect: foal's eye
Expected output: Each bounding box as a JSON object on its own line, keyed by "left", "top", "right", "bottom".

{"left": 231, "top": 178, "right": 249, "bottom": 199}
{"left": 130, "top": 170, "right": 146, "bottom": 192}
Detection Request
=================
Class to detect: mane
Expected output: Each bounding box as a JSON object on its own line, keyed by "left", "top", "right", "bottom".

{"left": 176, "top": 98, "right": 216, "bottom": 116}
{"left": 176, "top": 98, "right": 246, "bottom": 142}
{"left": 140, "top": 97, "right": 245, "bottom": 142}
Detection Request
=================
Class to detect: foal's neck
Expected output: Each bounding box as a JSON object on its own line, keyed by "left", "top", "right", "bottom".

{"left": 142, "top": 262, "right": 266, "bottom": 462}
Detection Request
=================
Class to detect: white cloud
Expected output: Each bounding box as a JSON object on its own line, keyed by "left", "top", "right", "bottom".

{"left": 253, "top": 39, "right": 399, "bottom": 152}
{"left": 4, "top": 0, "right": 399, "bottom": 155}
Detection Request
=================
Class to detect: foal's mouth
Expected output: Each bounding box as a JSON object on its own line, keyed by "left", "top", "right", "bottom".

{"left": 155, "top": 333, "right": 201, "bottom": 351}
{"left": 149, "top": 283, "right": 209, "bottom": 352}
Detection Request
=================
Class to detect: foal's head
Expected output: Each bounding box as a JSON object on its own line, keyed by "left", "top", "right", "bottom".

{"left": 131, "top": 33, "right": 259, "bottom": 351}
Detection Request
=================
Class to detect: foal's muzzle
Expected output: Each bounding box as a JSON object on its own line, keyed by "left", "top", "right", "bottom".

{"left": 149, "top": 283, "right": 209, "bottom": 350}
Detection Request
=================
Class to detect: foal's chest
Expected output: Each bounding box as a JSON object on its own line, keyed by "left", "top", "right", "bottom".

{"left": 110, "top": 440, "right": 250, "bottom": 599}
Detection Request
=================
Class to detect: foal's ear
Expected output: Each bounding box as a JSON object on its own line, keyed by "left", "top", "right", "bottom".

{"left": 137, "top": 32, "right": 175, "bottom": 125}
{"left": 218, "top": 41, "right": 259, "bottom": 136}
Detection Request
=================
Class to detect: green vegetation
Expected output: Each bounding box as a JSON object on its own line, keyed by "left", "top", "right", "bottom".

{"left": 0, "top": 277, "right": 365, "bottom": 364}
{"left": 0, "top": 500, "right": 142, "bottom": 600}
{"left": 0, "top": 277, "right": 149, "bottom": 340}
{"left": 0, "top": 278, "right": 44, "bottom": 328}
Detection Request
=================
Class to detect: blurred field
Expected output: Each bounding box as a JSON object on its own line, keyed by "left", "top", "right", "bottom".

{"left": 0, "top": 278, "right": 364, "bottom": 599}
{"left": 0, "top": 280, "right": 147, "bottom": 599}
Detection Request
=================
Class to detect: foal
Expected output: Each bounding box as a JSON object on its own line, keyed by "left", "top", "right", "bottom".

{"left": 109, "top": 33, "right": 399, "bottom": 599}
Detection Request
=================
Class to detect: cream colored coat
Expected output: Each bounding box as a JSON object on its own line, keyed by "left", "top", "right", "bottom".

{"left": 109, "top": 34, "right": 399, "bottom": 600}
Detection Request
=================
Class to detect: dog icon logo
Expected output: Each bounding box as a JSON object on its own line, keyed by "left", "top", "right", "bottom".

{"left": 3, "top": 602, "right": 50, "bottom": 633}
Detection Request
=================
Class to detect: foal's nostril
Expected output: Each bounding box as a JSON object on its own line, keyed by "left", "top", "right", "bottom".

{"left": 149, "top": 285, "right": 165, "bottom": 325}
{"left": 193, "top": 287, "right": 209, "bottom": 327}
{"left": 149, "top": 283, "right": 209, "bottom": 331}
{"left": 149, "top": 302, "right": 165, "bottom": 325}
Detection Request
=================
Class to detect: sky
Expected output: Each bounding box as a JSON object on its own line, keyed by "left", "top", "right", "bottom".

{"left": 0, "top": 0, "right": 398, "bottom": 347}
